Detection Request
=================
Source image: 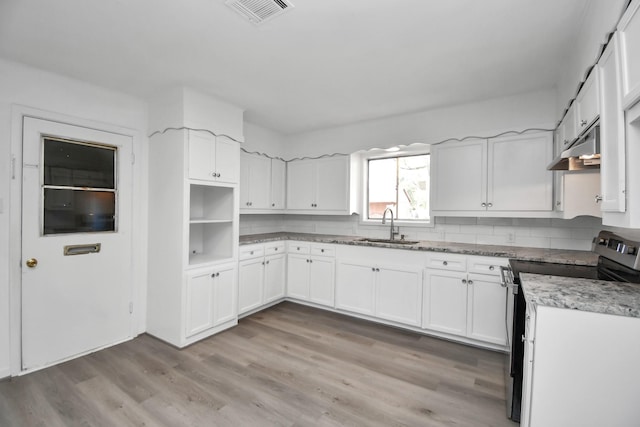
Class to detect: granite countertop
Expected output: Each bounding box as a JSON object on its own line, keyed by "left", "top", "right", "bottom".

{"left": 239, "top": 232, "right": 598, "bottom": 265}
{"left": 520, "top": 273, "right": 640, "bottom": 318}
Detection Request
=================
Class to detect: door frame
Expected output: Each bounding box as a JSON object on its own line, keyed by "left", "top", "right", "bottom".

{"left": 9, "top": 106, "right": 147, "bottom": 376}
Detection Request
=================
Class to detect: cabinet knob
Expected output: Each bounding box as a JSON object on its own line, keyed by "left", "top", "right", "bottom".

{"left": 595, "top": 195, "right": 603, "bottom": 203}
{"left": 556, "top": 201, "right": 562, "bottom": 206}
{"left": 442, "top": 261, "right": 448, "bottom": 266}
{"left": 376, "top": 268, "right": 380, "bottom": 272}
{"left": 487, "top": 202, "right": 493, "bottom": 208}
{"left": 521, "top": 334, "right": 527, "bottom": 343}
{"left": 372, "top": 267, "right": 375, "bottom": 272}
{"left": 266, "top": 260, "right": 270, "bottom": 264}
{"left": 462, "top": 279, "right": 467, "bottom": 284}
{"left": 580, "top": 119, "right": 588, "bottom": 127}
{"left": 272, "top": 203, "right": 275, "bottom": 207}
{"left": 321, "top": 249, "right": 325, "bottom": 253}
{"left": 274, "top": 247, "right": 278, "bottom": 251}
{"left": 489, "top": 265, "right": 494, "bottom": 271}
{"left": 468, "top": 280, "right": 473, "bottom": 285}
{"left": 481, "top": 202, "right": 487, "bottom": 207}
{"left": 262, "top": 261, "right": 265, "bottom": 265}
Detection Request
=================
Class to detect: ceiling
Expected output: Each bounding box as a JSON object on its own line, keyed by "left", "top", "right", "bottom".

{"left": 0, "top": 0, "right": 589, "bottom": 135}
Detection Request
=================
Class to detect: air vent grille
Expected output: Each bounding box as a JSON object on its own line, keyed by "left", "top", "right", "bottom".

{"left": 225, "top": 0, "right": 294, "bottom": 25}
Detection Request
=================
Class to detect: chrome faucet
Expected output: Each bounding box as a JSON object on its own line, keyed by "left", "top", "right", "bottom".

{"left": 381, "top": 208, "right": 399, "bottom": 241}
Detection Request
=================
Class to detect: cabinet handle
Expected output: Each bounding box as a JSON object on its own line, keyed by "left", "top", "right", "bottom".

{"left": 580, "top": 119, "right": 588, "bottom": 127}
{"left": 521, "top": 334, "right": 526, "bottom": 343}
{"left": 442, "top": 261, "right": 448, "bottom": 266}
{"left": 595, "top": 195, "right": 603, "bottom": 204}
{"left": 481, "top": 202, "right": 487, "bottom": 207}
{"left": 489, "top": 265, "right": 495, "bottom": 271}
{"left": 556, "top": 201, "right": 562, "bottom": 206}
{"left": 462, "top": 279, "right": 467, "bottom": 284}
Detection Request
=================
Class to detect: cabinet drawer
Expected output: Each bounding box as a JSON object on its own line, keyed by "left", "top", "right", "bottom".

{"left": 287, "top": 241, "right": 310, "bottom": 254}
{"left": 426, "top": 253, "right": 467, "bottom": 271}
{"left": 467, "top": 256, "right": 508, "bottom": 276}
{"left": 264, "top": 242, "right": 285, "bottom": 256}
{"left": 239, "top": 245, "right": 264, "bottom": 260}
{"left": 311, "top": 245, "right": 335, "bottom": 257}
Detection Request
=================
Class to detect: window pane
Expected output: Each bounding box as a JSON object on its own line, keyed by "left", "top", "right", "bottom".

{"left": 44, "top": 189, "right": 115, "bottom": 234}
{"left": 44, "top": 138, "right": 115, "bottom": 188}
{"left": 368, "top": 154, "right": 430, "bottom": 221}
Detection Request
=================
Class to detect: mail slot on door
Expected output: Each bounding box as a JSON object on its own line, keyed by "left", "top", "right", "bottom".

{"left": 63, "top": 243, "right": 101, "bottom": 256}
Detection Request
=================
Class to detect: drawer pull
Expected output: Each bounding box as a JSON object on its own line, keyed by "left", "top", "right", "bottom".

{"left": 489, "top": 265, "right": 495, "bottom": 271}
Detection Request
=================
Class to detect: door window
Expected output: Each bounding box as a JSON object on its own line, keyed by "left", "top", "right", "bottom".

{"left": 42, "top": 137, "right": 117, "bottom": 235}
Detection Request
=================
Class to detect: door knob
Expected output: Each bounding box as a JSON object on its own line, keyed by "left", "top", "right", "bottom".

{"left": 26, "top": 258, "right": 38, "bottom": 268}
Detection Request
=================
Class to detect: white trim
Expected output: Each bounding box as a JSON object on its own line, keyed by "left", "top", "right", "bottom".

{"left": 9, "top": 105, "right": 147, "bottom": 376}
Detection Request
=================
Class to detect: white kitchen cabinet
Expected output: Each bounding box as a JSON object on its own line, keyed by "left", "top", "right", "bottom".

{"left": 575, "top": 68, "right": 600, "bottom": 133}
{"left": 552, "top": 131, "right": 565, "bottom": 212}
{"left": 618, "top": 0, "right": 640, "bottom": 109}
{"left": 286, "top": 242, "right": 336, "bottom": 307}
{"left": 147, "top": 128, "right": 239, "bottom": 348}
{"left": 563, "top": 102, "right": 578, "bottom": 145}
{"left": 188, "top": 131, "right": 239, "bottom": 184}
{"left": 286, "top": 155, "right": 357, "bottom": 214}
{"left": 599, "top": 33, "right": 627, "bottom": 215}
{"left": 240, "top": 153, "right": 286, "bottom": 212}
{"left": 240, "top": 152, "right": 271, "bottom": 210}
{"left": 238, "top": 242, "right": 286, "bottom": 315}
{"left": 423, "top": 254, "right": 508, "bottom": 346}
{"left": 431, "top": 132, "right": 553, "bottom": 216}
{"left": 185, "top": 263, "right": 237, "bottom": 338}
{"left": 521, "top": 304, "right": 640, "bottom": 427}
{"left": 336, "top": 256, "right": 423, "bottom": 327}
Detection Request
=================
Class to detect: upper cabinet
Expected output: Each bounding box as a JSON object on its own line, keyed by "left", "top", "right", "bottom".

{"left": 576, "top": 69, "right": 601, "bottom": 133}
{"left": 240, "top": 152, "right": 286, "bottom": 213}
{"left": 431, "top": 132, "right": 553, "bottom": 217}
{"left": 188, "top": 131, "right": 239, "bottom": 184}
{"left": 618, "top": 0, "right": 640, "bottom": 109}
{"left": 286, "top": 155, "right": 359, "bottom": 215}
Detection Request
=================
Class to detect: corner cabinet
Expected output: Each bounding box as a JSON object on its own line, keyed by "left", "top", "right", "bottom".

{"left": 147, "top": 128, "right": 239, "bottom": 347}
{"left": 286, "top": 155, "right": 359, "bottom": 215}
{"left": 431, "top": 132, "right": 554, "bottom": 217}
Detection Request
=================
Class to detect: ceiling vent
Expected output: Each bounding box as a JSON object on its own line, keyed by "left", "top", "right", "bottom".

{"left": 225, "top": 0, "right": 294, "bottom": 25}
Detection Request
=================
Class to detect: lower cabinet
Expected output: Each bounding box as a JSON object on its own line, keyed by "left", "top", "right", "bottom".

{"left": 238, "top": 242, "right": 286, "bottom": 315}
{"left": 423, "top": 255, "right": 508, "bottom": 346}
{"left": 287, "top": 242, "right": 335, "bottom": 307}
{"left": 336, "top": 259, "right": 423, "bottom": 327}
{"left": 185, "top": 262, "right": 237, "bottom": 338}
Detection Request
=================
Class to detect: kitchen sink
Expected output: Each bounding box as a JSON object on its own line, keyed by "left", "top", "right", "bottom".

{"left": 357, "top": 238, "right": 420, "bottom": 245}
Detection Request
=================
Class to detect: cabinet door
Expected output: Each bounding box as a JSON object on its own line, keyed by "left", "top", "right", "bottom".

{"left": 552, "top": 133, "right": 565, "bottom": 212}
{"left": 599, "top": 33, "right": 627, "bottom": 213}
{"left": 576, "top": 69, "right": 600, "bottom": 133}
{"left": 564, "top": 103, "right": 578, "bottom": 144}
{"left": 213, "top": 264, "right": 237, "bottom": 326}
{"left": 335, "top": 260, "right": 376, "bottom": 315}
{"left": 214, "top": 136, "right": 240, "bottom": 184}
{"left": 240, "top": 152, "right": 271, "bottom": 210}
{"left": 376, "top": 265, "right": 422, "bottom": 327}
{"left": 238, "top": 258, "right": 264, "bottom": 314}
{"left": 488, "top": 133, "right": 553, "bottom": 212}
{"left": 308, "top": 256, "right": 335, "bottom": 307}
{"left": 270, "top": 158, "right": 286, "bottom": 209}
{"left": 264, "top": 253, "right": 286, "bottom": 303}
{"left": 431, "top": 140, "right": 487, "bottom": 212}
{"left": 466, "top": 274, "right": 507, "bottom": 346}
{"left": 287, "top": 254, "right": 310, "bottom": 300}
{"left": 423, "top": 270, "right": 468, "bottom": 336}
{"left": 618, "top": 0, "right": 640, "bottom": 108}
{"left": 185, "top": 269, "right": 215, "bottom": 337}
{"left": 315, "top": 156, "right": 349, "bottom": 211}
{"left": 188, "top": 131, "right": 215, "bottom": 181}
{"left": 286, "top": 159, "right": 315, "bottom": 210}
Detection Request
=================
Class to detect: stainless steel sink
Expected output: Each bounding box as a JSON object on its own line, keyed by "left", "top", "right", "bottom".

{"left": 357, "top": 238, "right": 419, "bottom": 245}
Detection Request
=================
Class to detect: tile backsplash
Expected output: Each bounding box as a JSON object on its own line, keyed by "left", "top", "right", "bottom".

{"left": 240, "top": 214, "right": 612, "bottom": 251}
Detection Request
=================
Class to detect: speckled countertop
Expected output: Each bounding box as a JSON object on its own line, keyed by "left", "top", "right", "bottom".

{"left": 520, "top": 273, "right": 640, "bottom": 318}
{"left": 239, "top": 232, "right": 599, "bottom": 265}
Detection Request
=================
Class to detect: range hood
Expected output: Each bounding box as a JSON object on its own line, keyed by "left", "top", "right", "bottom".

{"left": 547, "top": 124, "right": 600, "bottom": 171}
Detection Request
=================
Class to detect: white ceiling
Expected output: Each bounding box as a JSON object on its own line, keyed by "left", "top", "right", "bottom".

{"left": 0, "top": 0, "right": 589, "bottom": 135}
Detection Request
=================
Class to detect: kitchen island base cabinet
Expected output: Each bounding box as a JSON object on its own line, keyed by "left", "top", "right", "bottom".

{"left": 521, "top": 305, "right": 640, "bottom": 427}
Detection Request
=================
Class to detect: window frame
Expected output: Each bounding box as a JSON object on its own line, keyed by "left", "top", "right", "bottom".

{"left": 359, "top": 144, "right": 433, "bottom": 228}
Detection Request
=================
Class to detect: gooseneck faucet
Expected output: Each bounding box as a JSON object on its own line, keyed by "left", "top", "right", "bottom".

{"left": 381, "top": 208, "right": 397, "bottom": 241}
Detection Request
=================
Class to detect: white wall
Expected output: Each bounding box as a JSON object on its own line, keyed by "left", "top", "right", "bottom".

{"left": 243, "top": 122, "right": 287, "bottom": 159}
{"left": 0, "top": 58, "right": 149, "bottom": 378}
{"left": 555, "top": 0, "right": 627, "bottom": 120}
{"left": 282, "top": 89, "right": 557, "bottom": 159}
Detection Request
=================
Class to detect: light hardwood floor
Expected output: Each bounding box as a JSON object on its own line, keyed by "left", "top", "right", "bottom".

{"left": 0, "top": 302, "right": 517, "bottom": 426}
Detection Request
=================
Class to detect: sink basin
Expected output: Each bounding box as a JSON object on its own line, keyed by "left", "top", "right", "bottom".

{"left": 357, "top": 238, "right": 419, "bottom": 245}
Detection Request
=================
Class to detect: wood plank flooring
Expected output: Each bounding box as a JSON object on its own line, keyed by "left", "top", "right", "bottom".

{"left": 0, "top": 302, "right": 517, "bottom": 426}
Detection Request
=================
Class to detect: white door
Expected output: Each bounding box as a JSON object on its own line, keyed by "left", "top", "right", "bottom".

{"left": 376, "top": 266, "right": 422, "bottom": 327}
{"left": 21, "top": 117, "right": 133, "bottom": 371}
{"left": 308, "top": 256, "right": 335, "bottom": 307}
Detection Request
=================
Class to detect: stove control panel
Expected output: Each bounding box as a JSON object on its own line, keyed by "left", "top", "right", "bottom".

{"left": 593, "top": 231, "right": 640, "bottom": 270}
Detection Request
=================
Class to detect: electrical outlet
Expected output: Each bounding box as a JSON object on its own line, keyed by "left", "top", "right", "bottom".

{"left": 507, "top": 232, "right": 515, "bottom": 243}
